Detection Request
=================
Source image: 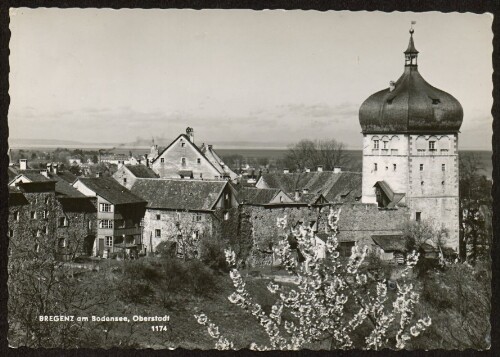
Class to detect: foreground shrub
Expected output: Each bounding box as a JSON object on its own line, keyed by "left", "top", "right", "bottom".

{"left": 200, "top": 238, "right": 229, "bottom": 273}
{"left": 195, "top": 209, "right": 431, "bottom": 350}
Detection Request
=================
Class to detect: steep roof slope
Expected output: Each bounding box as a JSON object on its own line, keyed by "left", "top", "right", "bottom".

{"left": 130, "top": 178, "right": 227, "bottom": 211}
{"left": 125, "top": 164, "right": 158, "bottom": 178}
{"left": 77, "top": 177, "right": 146, "bottom": 205}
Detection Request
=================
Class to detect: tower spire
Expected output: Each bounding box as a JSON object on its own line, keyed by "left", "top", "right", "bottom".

{"left": 404, "top": 22, "right": 418, "bottom": 67}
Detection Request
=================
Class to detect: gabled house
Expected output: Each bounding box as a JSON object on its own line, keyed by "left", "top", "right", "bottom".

{"left": 150, "top": 128, "right": 238, "bottom": 181}
{"left": 373, "top": 181, "right": 405, "bottom": 209}
{"left": 72, "top": 177, "right": 147, "bottom": 258}
{"left": 112, "top": 164, "right": 158, "bottom": 190}
{"left": 130, "top": 178, "right": 238, "bottom": 254}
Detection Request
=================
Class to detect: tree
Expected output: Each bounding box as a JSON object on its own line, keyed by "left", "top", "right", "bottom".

{"left": 68, "top": 164, "right": 82, "bottom": 176}
{"left": 195, "top": 209, "right": 431, "bottom": 350}
{"left": 283, "top": 139, "right": 348, "bottom": 172}
{"left": 459, "top": 153, "right": 492, "bottom": 263}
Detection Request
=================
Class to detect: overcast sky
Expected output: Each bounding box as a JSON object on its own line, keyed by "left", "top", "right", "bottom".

{"left": 8, "top": 9, "right": 493, "bottom": 149}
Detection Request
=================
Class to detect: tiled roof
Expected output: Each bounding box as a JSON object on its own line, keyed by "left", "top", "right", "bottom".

{"left": 258, "top": 171, "right": 362, "bottom": 203}
{"left": 131, "top": 178, "right": 227, "bottom": 211}
{"left": 125, "top": 165, "right": 158, "bottom": 178}
{"left": 372, "top": 234, "right": 406, "bottom": 252}
{"left": 8, "top": 186, "right": 29, "bottom": 206}
{"left": 47, "top": 173, "right": 86, "bottom": 198}
{"left": 14, "top": 172, "right": 56, "bottom": 183}
{"left": 239, "top": 187, "right": 281, "bottom": 205}
{"left": 55, "top": 171, "right": 78, "bottom": 183}
{"left": 374, "top": 181, "right": 405, "bottom": 208}
{"left": 77, "top": 177, "right": 146, "bottom": 205}
{"left": 201, "top": 145, "right": 238, "bottom": 180}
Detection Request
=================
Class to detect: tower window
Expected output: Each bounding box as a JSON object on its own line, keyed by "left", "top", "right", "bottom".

{"left": 442, "top": 164, "right": 446, "bottom": 171}
{"left": 156, "top": 214, "right": 161, "bottom": 220}
{"left": 393, "top": 164, "right": 397, "bottom": 171}
{"left": 420, "top": 164, "right": 424, "bottom": 171}
{"left": 383, "top": 141, "right": 388, "bottom": 149}
{"left": 181, "top": 158, "right": 186, "bottom": 166}
{"left": 442, "top": 181, "right": 445, "bottom": 185}
{"left": 421, "top": 181, "right": 424, "bottom": 186}
{"left": 374, "top": 163, "right": 378, "bottom": 171}
{"left": 373, "top": 140, "right": 379, "bottom": 149}
{"left": 429, "top": 141, "right": 436, "bottom": 150}
{"left": 155, "top": 229, "right": 161, "bottom": 238}
{"left": 123, "top": 178, "right": 127, "bottom": 184}
{"left": 416, "top": 212, "right": 421, "bottom": 222}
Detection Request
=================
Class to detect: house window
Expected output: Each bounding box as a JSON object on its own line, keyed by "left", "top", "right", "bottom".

{"left": 181, "top": 158, "right": 186, "bottom": 166}
{"left": 9, "top": 229, "right": 13, "bottom": 238}
{"left": 193, "top": 213, "right": 202, "bottom": 222}
{"left": 123, "top": 178, "right": 127, "bottom": 184}
{"left": 421, "top": 181, "right": 424, "bottom": 186}
{"left": 373, "top": 140, "right": 379, "bottom": 149}
{"left": 419, "top": 164, "right": 424, "bottom": 171}
{"left": 429, "top": 141, "right": 436, "bottom": 150}
{"left": 374, "top": 163, "right": 378, "bottom": 171}
{"left": 99, "top": 203, "right": 113, "bottom": 212}
{"left": 442, "top": 164, "right": 446, "bottom": 171}
{"left": 161, "top": 158, "right": 165, "bottom": 163}
{"left": 58, "top": 238, "right": 66, "bottom": 248}
{"left": 156, "top": 214, "right": 161, "bottom": 220}
{"left": 155, "top": 229, "right": 161, "bottom": 238}
{"left": 42, "top": 210, "right": 48, "bottom": 219}
{"left": 31, "top": 211, "right": 36, "bottom": 219}
{"left": 442, "top": 181, "right": 445, "bottom": 185}
{"left": 339, "top": 242, "right": 355, "bottom": 257}
{"left": 224, "top": 212, "right": 230, "bottom": 221}
{"left": 99, "top": 220, "right": 113, "bottom": 229}
{"left": 105, "top": 236, "right": 113, "bottom": 247}
{"left": 59, "top": 217, "right": 68, "bottom": 227}
{"left": 197, "top": 158, "right": 201, "bottom": 164}
{"left": 393, "top": 164, "right": 397, "bottom": 171}
{"left": 416, "top": 212, "right": 421, "bottom": 222}
{"left": 14, "top": 211, "right": 19, "bottom": 221}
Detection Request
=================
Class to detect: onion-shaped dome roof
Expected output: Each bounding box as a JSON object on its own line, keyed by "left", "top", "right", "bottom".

{"left": 359, "top": 29, "right": 463, "bottom": 134}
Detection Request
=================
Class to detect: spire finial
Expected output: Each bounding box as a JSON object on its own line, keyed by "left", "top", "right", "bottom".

{"left": 410, "top": 20, "right": 416, "bottom": 34}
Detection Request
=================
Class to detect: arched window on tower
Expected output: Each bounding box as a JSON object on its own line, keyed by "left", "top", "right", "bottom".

{"left": 415, "top": 136, "right": 426, "bottom": 155}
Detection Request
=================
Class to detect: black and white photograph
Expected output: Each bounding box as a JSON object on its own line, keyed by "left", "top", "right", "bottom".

{"left": 5, "top": 8, "right": 493, "bottom": 350}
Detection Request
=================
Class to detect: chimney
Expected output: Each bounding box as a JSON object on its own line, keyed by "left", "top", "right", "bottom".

{"left": 19, "top": 159, "right": 27, "bottom": 171}
{"left": 96, "top": 172, "right": 102, "bottom": 178}
{"left": 294, "top": 190, "right": 301, "bottom": 201}
{"left": 389, "top": 81, "right": 395, "bottom": 92}
{"left": 40, "top": 169, "right": 49, "bottom": 178}
{"left": 317, "top": 166, "right": 323, "bottom": 172}
{"left": 305, "top": 168, "right": 310, "bottom": 173}
{"left": 302, "top": 188, "right": 309, "bottom": 194}
{"left": 333, "top": 166, "right": 342, "bottom": 173}
{"left": 144, "top": 154, "right": 149, "bottom": 167}
{"left": 186, "top": 127, "right": 194, "bottom": 143}
{"left": 208, "top": 144, "right": 213, "bottom": 150}
{"left": 53, "top": 163, "right": 58, "bottom": 175}
{"left": 283, "top": 168, "right": 289, "bottom": 174}
{"left": 46, "top": 163, "right": 52, "bottom": 172}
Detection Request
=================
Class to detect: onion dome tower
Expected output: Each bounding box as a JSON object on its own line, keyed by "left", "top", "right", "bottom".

{"left": 358, "top": 27, "right": 462, "bottom": 251}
